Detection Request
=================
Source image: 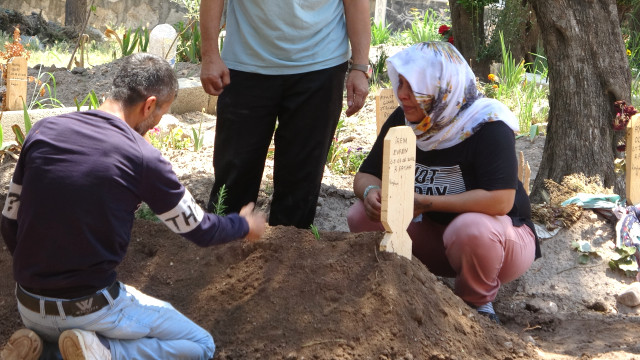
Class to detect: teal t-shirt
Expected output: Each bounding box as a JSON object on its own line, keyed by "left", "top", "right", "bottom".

{"left": 221, "top": 0, "right": 351, "bottom": 74}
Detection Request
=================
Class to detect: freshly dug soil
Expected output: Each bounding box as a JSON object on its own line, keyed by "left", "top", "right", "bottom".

{"left": 0, "top": 223, "right": 537, "bottom": 360}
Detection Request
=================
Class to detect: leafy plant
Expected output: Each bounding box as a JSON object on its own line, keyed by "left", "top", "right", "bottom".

{"left": 135, "top": 202, "right": 160, "bottom": 222}
{"left": 212, "top": 184, "right": 228, "bottom": 216}
{"left": 74, "top": 90, "right": 100, "bottom": 111}
{"left": 496, "top": 32, "right": 526, "bottom": 97}
{"left": 149, "top": 126, "right": 192, "bottom": 150}
{"left": 192, "top": 115, "right": 205, "bottom": 152}
{"left": 104, "top": 26, "right": 143, "bottom": 58}
{"left": 137, "top": 26, "right": 150, "bottom": 52}
{"left": 371, "top": 20, "right": 391, "bottom": 46}
{"left": 370, "top": 48, "right": 389, "bottom": 85}
{"left": 174, "top": 20, "right": 202, "bottom": 63}
{"left": 571, "top": 240, "right": 601, "bottom": 265}
{"left": 29, "top": 72, "right": 64, "bottom": 109}
{"left": 310, "top": 224, "right": 320, "bottom": 240}
{"left": 608, "top": 244, "right": 638, "bottom": 278}
{"left": 326, "top": 117, "right": 369, "bottom": 175}
{"left": 401, "top": 8, "right": 442, "bottom": 44}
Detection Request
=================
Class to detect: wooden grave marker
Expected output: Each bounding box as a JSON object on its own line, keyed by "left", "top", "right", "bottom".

{"left": 375, "top": 88, "right": 398, "bottom": 135}
{"left": 518, "top": 151, "right": 531, "bottom": 196}
{"left": 626, "top": 114, "right": 640, "bottom": 205}
{"left": 380, "top": 126, "right": 416, "bottom": 260}
{"left": 5, "top": 56, "right": 27, "bottom": 111}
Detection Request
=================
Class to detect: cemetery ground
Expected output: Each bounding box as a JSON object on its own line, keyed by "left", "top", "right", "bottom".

{"left": 2, "top": 60, "right": 640, "bottom": 359}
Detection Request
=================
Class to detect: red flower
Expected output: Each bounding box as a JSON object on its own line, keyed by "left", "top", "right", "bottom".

{"left": 448, "top": 36, "right": 454, "bottom": 44}
{"left": 438, "top": 25, "right": 450, "bottom": 35}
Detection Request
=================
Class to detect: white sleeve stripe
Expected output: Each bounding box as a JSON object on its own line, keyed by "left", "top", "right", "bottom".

{"left": 2, "top": 180, "right": 22, "bottom": 220}
{"left": 157, "top": 188, "right": 204, "bottom": 234}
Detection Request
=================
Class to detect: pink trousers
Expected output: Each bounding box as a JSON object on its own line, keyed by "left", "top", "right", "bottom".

{"left": 347, "top": 200, "right": 536, "bottom": 306}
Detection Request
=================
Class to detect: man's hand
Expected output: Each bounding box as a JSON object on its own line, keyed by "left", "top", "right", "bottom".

{"left": 345, "top": 70, "right": 369, "bottom": 117}
{"left": 200, "top": 56, "right": 230, "bottom": 96}
{"left": 363, "top": 187, "right": 382, "bottom": 222}
{"left": 239, "top": 202, "right": 267, "bottom": 241}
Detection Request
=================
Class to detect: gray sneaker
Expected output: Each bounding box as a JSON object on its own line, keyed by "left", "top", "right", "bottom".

{"left": 0, "top": 328, "right": 43, "bottom": 360}
{"left": 59, "top": 329, "right": 112, "bottom": 360}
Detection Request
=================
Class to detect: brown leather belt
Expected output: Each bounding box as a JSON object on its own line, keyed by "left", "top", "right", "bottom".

{"left": 17, "top": 282, "right": 120, "bottom": 317}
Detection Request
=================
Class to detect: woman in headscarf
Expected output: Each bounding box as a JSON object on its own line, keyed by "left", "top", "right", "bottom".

{"left": 348, "top": 42, "right": 540, "bottom": 324}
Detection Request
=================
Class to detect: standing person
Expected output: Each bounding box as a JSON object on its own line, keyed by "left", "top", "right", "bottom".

{"left": 200, "top": 0, "right": 371, "bottom": 228}
{"left": 0, "top": 53, "right": 266, "bottom": 360}
{"left": 347, "top": 42, "right": 540, "bottom": 324}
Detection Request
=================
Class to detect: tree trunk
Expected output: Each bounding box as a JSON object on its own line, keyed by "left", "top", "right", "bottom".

{"left": 65, "top": 0, "right": 87, "bottom": 28}
{"left": 528, "top": 0, "right": 631, "bottom": 203}
{"left": 449, "top": 1, "right": 490, "bottom": 78}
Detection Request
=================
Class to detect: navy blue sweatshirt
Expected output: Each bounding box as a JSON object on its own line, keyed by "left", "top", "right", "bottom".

{"left": 1, "top": 110, "right": 248, "bottom": 296}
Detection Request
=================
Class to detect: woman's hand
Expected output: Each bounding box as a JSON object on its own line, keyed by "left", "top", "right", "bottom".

{"left": 363, "top": 186, "right": 382, "bottom": 221}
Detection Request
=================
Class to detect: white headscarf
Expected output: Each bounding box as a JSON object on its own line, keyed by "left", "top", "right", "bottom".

{"left": 386, "top": 42, "right": 519, "bottom": 151}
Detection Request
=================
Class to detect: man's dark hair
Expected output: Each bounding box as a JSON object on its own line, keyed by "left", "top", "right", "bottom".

{"left": 110, "top": 53, "right": 179, "bottom": 108}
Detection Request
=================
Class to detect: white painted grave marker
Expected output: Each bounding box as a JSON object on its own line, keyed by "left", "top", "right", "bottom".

{"left": 380, "top": 126, "right": 416, "bottom": 260}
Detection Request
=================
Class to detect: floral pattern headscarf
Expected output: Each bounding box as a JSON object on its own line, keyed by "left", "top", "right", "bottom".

{"left": 387, "top": 42, "right": 519, "bottom": 151}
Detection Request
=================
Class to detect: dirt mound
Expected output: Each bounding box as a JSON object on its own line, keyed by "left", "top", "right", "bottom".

{"left": 0, "top": 222, "right": 538, "bottom": 359}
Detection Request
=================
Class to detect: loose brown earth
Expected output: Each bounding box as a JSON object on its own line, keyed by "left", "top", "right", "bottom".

{"left": 2, "top": 60, "right": 640, "bottom": 359}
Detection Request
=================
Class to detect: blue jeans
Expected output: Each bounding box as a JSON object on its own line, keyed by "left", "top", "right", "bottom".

{"left": 17, "top": 282, "right": 215, "bottom": 360}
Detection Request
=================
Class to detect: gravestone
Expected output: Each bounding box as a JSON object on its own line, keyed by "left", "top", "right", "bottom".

{"left": 5, "top": 56, "right": 28, "bottom": 111}
{"left": 374, "top": 0, "right": 388, "bottom": 25}
{"left": 376, "top": 88, "right": 399, "bottom": 135}
{"left": 380, "top": 126, "right": 416, "bottom": 260}
{"left": 626, "top": 114, "right": 640, "bottom": 205}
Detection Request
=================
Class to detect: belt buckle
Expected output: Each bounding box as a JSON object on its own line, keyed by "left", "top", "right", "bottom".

{"left": 70, "top": 296, "right": 102, "bottom": 316}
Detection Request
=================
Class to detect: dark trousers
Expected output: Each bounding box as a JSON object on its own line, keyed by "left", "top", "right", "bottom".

{"left": 208, "top": 62, "right": 348, "bottom": 228}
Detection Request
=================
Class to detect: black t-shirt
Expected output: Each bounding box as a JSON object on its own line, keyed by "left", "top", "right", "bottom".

{"left": 359, "top": 107, "right": 540, "bottom": 258}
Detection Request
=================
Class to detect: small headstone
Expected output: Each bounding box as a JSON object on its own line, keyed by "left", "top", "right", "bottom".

{"left": 380, "top": 126, "right": 416, "bottom": 260}
{"left": 5, "top": 56, "right": 28, "bottom": 111}
{"left": 374, "top": 0, "right": 388, "bottom": 26}
{"left": 148, "top": 24, "right": 178, "bottom": 68}
{"left": 375, "top": 88, "right": 398, "bottom": 135}
{"left": 626, "top": 114, "right": 640, "bottom": 205}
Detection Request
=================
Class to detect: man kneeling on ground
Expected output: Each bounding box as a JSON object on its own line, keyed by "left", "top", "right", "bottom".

{"left": 0, "top": 53, "right": 266, "bottom": 360}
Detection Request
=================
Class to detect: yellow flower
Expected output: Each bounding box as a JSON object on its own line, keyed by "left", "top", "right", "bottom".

{"left": 488, "top": 73, "right": 496, "bottom": 82}
{"left": 628, "top": 49, "right": 632, "bottom": 56}
{"left": 492, "top": 84, "right": 498, "bottom": 89}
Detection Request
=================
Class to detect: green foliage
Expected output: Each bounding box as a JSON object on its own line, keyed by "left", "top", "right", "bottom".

{"left": 401, "top": 8, "right": 442, "bottom": 43}
{"left": 174, "top": 20, "right": 202, "bottom": 63}
{"left": 371, "top": 20, "right": 392, "bottom": 46}
{"left": 483, "top": 32, "right": 549, "bottom": 134}
{"left": 105, "top": 26, "right": 148, "bottom": 58}
{"left": 74, "top": 90, "right": 101, "bottom": 111}
{"left": 571, "top": 240, "right": 600, "bottom": 265}
{"left": 29, "top": 72, "right": 64, "bottom": 109}
{"left": 608, "top": 244, "right": 638, "bottom": 278}
{"left": 370, "top": 48, "right": 389, "bottom": 85}
{"left": 149, "top": 127, "right": 192, "bottom": 150}
{"left": 121, "top": 28, "right": 140, "bottom": 57}
{"left": 135, "top": 202, "right": 160, "bottom": 222}
{"left": 310, "top": 224, "right": 320, "bottom": 240}
{"left": 457, "top": 0, "right": 499, "bottom": 12}
{"left": 212, "top": 184, "right": 228, "bottom": 216}
{"left": 170, "top": 0, "right": 200, "bottom": 20}
{"left": 7, "top": 100, "right": 32, "bottom": 149}
{"left": 192, "top": 116, "right": 205, "bottom": 152}
{"left": 137, "top": 27, "right": 150, "bottom": 52}
{"left": 327, "top": 117, "right": 369, "bottom": 175}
